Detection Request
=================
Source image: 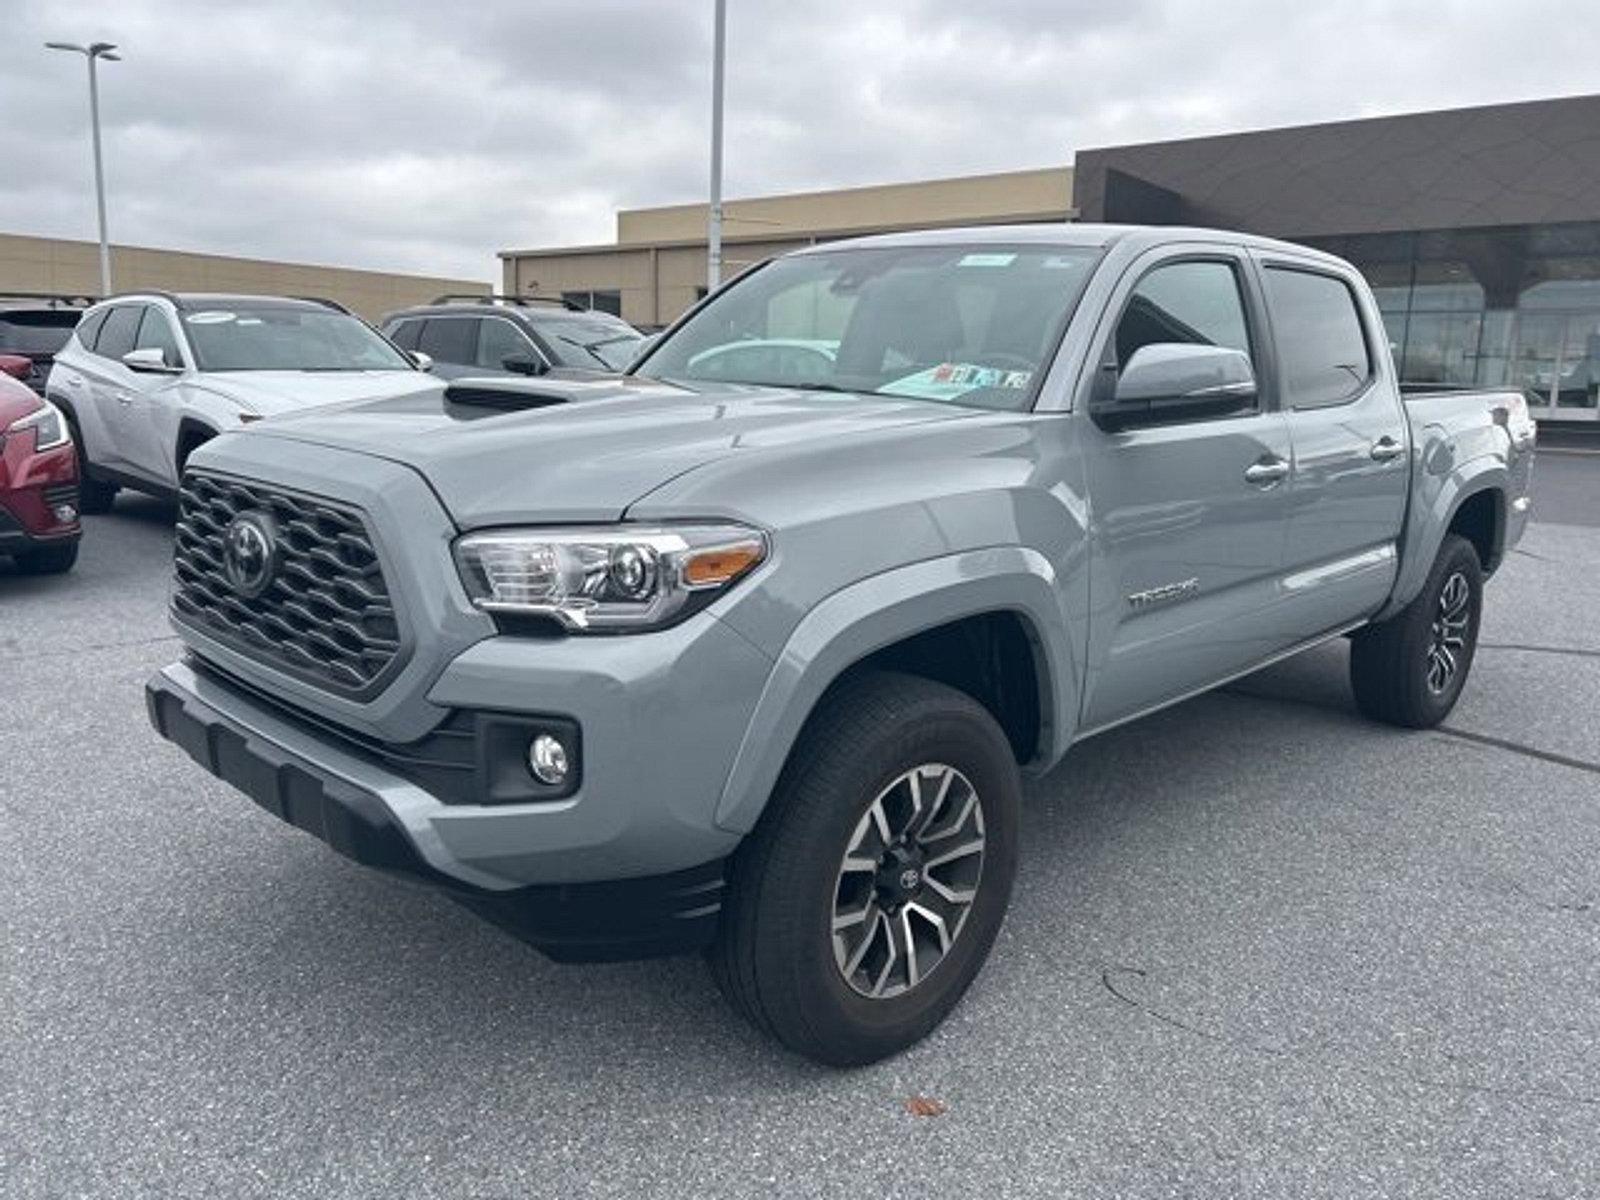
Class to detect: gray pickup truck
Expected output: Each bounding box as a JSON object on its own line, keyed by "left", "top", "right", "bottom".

{"left": 146, "top": 225, "right": 1535, "bottom": 1065}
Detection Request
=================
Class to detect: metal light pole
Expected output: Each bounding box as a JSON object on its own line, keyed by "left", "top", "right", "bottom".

{"left": 706, "top": 0, "right": 726, "bottom": 294}
{"left": 46, "top": 41, "right": 120, "bottom": 297}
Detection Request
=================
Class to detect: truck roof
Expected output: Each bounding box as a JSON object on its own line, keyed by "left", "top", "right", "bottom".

{"left": 795, "top": 222, "right": 1348, "bottom": 267}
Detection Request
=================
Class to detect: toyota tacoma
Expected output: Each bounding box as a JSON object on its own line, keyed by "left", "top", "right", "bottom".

{"left": 146, "top": 225, "right": 1535, "bottom": 1065}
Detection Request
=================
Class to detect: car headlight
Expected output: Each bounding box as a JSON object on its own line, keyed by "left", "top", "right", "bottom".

{"left": 454, "top": 523, "right": 767, "bottom": 631}
{"left": 6, "top": 401, "right": 70, "bottom": 451}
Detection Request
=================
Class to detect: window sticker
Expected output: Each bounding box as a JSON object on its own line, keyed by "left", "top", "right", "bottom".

{"left": 957, "top": 253, "right": 1017, "bottom": 268}
{"left": 185, "top": 311, "right": 236, "bottom": 325}
{"left": 1041, "top": 255, "right": 1082, "bottom": 269}
{"left": 879, "top": 362, "right": 1033, "bottom": 400}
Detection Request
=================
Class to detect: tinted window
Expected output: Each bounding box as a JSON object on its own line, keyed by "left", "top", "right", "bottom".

{"left": 0, "top": 310, "right": 80, "bottom": 356}
{"left": 75, "top": 308, "right": 109, "bottom": 350}
{"left": 476, "top": 317, "right": 533, "bottom": 369}
{"left": 418, "top": 318, "right": 477, "bottom": 365}
{"left": 1115, "top": 261, "right": 1252, "bottom": 369}
{"left": 1265, "top": 267, "right": 1373, "bottom": 408}
{"left": 135, "top": 308, "right": 185, "bottom": 367}
{"left": 96, "top": 306, "right": 143, "bottom": 360}
{"left": 387, "top": 319, "right": 423, "bottom": 351}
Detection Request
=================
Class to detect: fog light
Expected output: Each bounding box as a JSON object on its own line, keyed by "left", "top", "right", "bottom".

{"left": 53, "top": 503, "right": 78, "bottom": 523}
{"left": 528, "top": 733, "right": 570, "bottom": 785}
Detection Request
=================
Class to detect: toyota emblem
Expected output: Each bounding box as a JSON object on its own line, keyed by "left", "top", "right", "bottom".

{"left": 222, "top": 511, "right": 278, "bottom": 599}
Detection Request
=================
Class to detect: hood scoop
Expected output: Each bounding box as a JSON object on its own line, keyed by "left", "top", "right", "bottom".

{"left": 444, "top": 381, "right": 571, "bottom": 412}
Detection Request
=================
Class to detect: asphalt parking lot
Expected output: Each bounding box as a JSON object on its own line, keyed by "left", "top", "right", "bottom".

{"left": 3, "top": 454, "right": 1597, "bottom": 1199}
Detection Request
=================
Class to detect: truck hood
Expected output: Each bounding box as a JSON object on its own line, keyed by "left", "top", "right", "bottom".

{"left": 244, "top": 374, "right": 977, "bottom": 526}
{"left": 195, "top": 369, "right": 440, "bottom": 416}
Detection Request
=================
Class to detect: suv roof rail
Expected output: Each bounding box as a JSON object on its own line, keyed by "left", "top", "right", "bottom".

{"left": 294, "top": 296, "right": 354, "bottom": 315}
{"left": 0, "top": 291, "right": 97, "bottom": 308}
{"left": 104, "top": 288, "right": 185, "bottom": 308}
{"left": 428, "top": 292, "right": 586, "bottom": 312}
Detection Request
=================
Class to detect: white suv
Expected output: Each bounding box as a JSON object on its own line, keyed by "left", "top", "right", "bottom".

{"left": 46, "top": 292, "right": 436, "bottom": 512}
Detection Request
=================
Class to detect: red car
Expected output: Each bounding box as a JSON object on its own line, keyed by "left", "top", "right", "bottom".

{"left": 0, "top": 371, "right": 80, "bottom": 574}
{"left": 0, "top": 354, "right": 30, "bottom": 380}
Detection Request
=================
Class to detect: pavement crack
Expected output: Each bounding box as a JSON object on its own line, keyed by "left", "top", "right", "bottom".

{"left": 1100, "top": 964, "right": 1600, "bottom": 1110}
{"left": 1437, "top": 725, "right": 1600, "bottom": 776}
{"left": 1478, "top": 641, "right": 1600, "bottom": 661}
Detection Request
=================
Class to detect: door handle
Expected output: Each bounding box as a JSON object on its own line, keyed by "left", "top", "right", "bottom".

{"left": 1370, "top": 436, "right": 1406, "bottom": 461}
{"left": 1244, "top": 458, "right": 1290, "bottom": 486}
{"left": 113, "top": 391, "right": 133, "bottom": 406}
{"left": 63, "top": 375, "right": 83, "bottom": 389}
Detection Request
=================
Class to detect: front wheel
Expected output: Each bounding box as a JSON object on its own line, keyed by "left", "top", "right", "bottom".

{"left": 1350, "top": 533, "right": 1483, "bottom": 728}
{"left": 709, "top": 671, "right": 1020, "bottom": 1066}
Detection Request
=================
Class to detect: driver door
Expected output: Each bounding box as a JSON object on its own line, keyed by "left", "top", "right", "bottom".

{"left": 1077, "top": 248, "right": 1295, "bottom": 733}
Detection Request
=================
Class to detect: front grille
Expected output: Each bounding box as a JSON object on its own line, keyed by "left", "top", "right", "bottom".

{"left": 173, "top": 472, "right": 404, "bottom": 696}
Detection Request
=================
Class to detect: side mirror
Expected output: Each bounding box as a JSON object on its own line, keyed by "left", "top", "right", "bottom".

{"left": 1092, "top": 343, "right": 1256, "bottom": 429}
{"left": 122, "top": 347, "right": 182, "bottom": 375}
{"left": 409, "top": 350, "right": 434, "bottom": 372}
{"left": 502, "top": 353, "right": 546, "bottom": 377}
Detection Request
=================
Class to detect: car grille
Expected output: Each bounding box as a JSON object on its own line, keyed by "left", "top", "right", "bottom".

{"left": 173, "top": 472, "right": 404, "bottom": 696}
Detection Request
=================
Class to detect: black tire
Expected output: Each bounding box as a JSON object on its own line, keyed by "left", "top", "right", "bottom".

{"left": 67, "top": 419, "right": 117, "bottom": 515}
{"left": 1350, "top": 533, "right": 1482, "bottom": 728}
{"left": 13, "top": 541, "right": 78, "bottom": 575}
{"left": 709, "top": 670, "right": 1021, "bottom": 1066}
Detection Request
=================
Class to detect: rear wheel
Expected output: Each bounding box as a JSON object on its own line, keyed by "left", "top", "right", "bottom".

{"left": 13, "top": 542, "right": 78, "bottom": 575}
{"left": 709, "top": 671, "right": 1020, "bottom": 1066}
{"left": 1350, "top": 533, "right": 1482, "bottom": 728}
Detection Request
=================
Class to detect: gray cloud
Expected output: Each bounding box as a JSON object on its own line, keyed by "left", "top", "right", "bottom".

{"left": 5, "top": 0, "right": 1599, "bottom": 281}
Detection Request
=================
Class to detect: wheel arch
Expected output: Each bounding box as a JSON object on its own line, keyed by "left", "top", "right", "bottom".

{"left": 175, "top": 417, "right": 221, "bottom": 477}
{"left": 713, "top": 547, "right": 1078, "bottom": 835}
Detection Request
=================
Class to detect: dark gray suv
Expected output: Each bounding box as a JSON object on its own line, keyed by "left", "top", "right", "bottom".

{"left": 381, "top": 295, "right": 645, "bottom": 380}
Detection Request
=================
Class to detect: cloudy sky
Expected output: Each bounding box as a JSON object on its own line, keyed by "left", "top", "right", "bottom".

{"left": 5, "top": 0, "right": 1599, "bottom": 283}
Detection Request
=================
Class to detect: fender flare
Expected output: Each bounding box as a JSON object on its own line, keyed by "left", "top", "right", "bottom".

{"left": 712, "top": 546, "right": 1078, "bottom": 834}
{"left": 1379, "top": 453, "right": 1508, "bottom": 620}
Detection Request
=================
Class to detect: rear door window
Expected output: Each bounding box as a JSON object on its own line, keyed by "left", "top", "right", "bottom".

{"left": 96, "top": 305, "right": 143, "bottom": 361}
{"left": 75, "top": 308, "right": 109, "bottom": 350}
{"left": 418, "top": 318, "right": 477, "bottom": 366}
{"left": 1264, "top": 267, "right": 1373, "bottom": 408}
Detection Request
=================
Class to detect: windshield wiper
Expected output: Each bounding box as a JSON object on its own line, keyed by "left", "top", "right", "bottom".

{"left": 556, "top": 335, "right": 613, "bottom": 368}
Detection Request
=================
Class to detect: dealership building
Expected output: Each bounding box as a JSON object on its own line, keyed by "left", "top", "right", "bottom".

{"left": 503, "top": 91, "right": 1600, "bottom": 425}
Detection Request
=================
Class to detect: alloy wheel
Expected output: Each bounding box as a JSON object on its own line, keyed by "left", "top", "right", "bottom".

{"left": 1426, "top": 570, "right": 1471, "bottom": 694}
{"left": 831, "top": 763, "right": 986, "bottom": 999}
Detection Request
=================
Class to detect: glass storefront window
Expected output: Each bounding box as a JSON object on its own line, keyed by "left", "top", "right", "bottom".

{"left": 1306, "top": 220, "right": 1600, "bottom": 420}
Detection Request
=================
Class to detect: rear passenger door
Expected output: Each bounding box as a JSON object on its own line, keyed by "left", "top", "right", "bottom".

{"left": 1258, "top": 255, "right": 1409, "bottom": 630}
{"left": 79, "top": 303, "right": 143, "bottom": 474}
{"left": 1078, "top": 247, "right": 1295, "bottom": 733}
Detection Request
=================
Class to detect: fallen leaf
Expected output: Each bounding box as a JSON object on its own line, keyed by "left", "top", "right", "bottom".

{"left": 903, "top": 1096, "right": 947, "bottom": 1117}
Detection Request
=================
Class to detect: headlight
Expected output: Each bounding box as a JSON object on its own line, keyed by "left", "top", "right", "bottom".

{"left": 454, "top": 523, "right": 767, "bottom": 631}
{"left": 7, "top": 401, "right": 70, "bottom": 451}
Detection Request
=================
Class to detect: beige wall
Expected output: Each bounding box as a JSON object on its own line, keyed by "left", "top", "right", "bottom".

{"left": 0, "top": 232, "right": 491, "bottom": 321}
{"left": 501, "top": 166, "right": 1076, "bottom": 327}
{"left": 617, "top": 167, "right": 1073, "bottom": 244}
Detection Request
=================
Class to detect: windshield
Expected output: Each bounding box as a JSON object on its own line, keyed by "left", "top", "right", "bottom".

{"left": 545, "top": 315, "right": 646, "bottom": 371}
{"left": 181, "top": 307, "right": 413, "bottom": 372}
{"left": 637, "top": 243, "right": 1100, "bottom": 408}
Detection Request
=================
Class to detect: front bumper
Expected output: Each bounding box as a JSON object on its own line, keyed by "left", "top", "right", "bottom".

{"left": 146, "top": 662, "right": 732, "bottom": 961}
